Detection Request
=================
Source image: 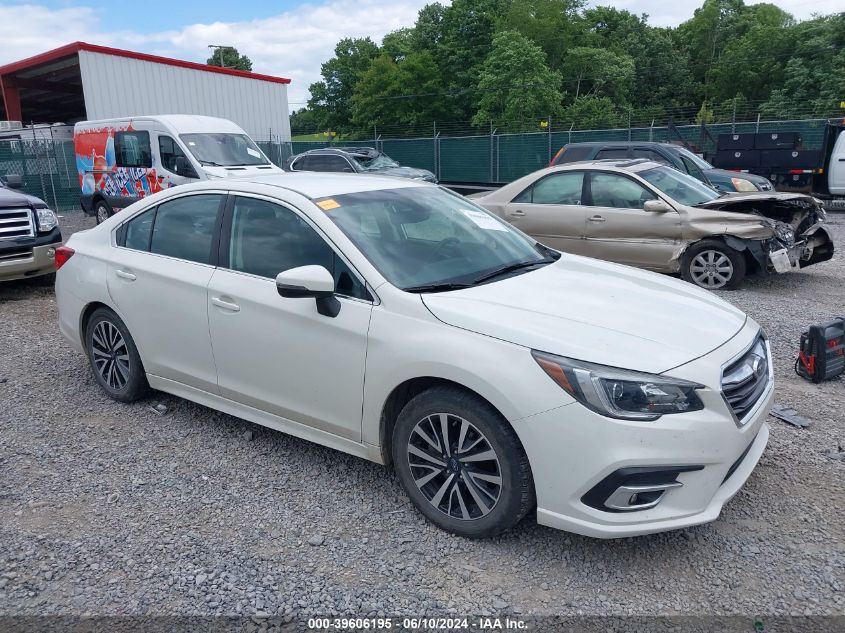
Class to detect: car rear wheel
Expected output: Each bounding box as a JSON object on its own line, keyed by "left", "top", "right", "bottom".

{"left": 85, "top": 308, "right": 149, "bottom": 402}
{"left": 95, "top": 200, "right": 112, "bottom": 225}
{"left": 392, "top": 386, "right": 534, "bottom": 538}
{"left": 682, "top": 240, "right": 746, "bottom": 290}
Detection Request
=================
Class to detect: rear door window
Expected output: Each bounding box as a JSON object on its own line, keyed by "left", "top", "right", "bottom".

{"left": 115, "top": 131, "right": 152, "bottom": 168}
{"left": 514, "top": 172, "right": 584, "bottom": 204}
{"left": 149, "top": 194, "right": 224, "bottom": 264}
{"left": 595, "top": 147, "right": 630, "bottom": 160}
{"left": 632, "top": 148, "right": 672, "bottom": 166}
{"left": 306, "top": 155, "right": 354, "bottom": 172}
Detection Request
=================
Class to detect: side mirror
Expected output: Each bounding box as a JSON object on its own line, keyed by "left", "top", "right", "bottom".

{"left": 174, "top": 156, "right": 191, "bottom": 174}
{"left": 4, "top": 174, "right": 22, "bottom": 189}
{"left": 276, "top": 265, "right": 335, "bottom": 298}
{"left": 643, "top": 199, "right": 670, "bottom": 213}
{"left": 276, "top": 265, "right": 340, "bottom": 318}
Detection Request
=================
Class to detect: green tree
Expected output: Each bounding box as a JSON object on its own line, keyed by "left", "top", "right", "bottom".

{"left": 560, "top": 96, "right": 625, "bottom": 129}
{"left": 206, "top": 46, "right": 252, "bottom": 71}
{"left": 307, "top": 37, "right": 379, "bottom": 133}
{"left": 558, "top": 47, "right": 634, "bottom": 102}
{"left": 501, "top": 0, "right": 584, "bottom": 69}
{"left": 472, "top": 30, "right": 563, "bottom": 127}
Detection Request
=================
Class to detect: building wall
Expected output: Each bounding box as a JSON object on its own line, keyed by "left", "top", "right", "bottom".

{"left": 78, "top": 50, "right": 290, "bottom": 141}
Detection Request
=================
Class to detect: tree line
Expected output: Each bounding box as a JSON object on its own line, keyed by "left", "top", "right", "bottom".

{"left": 290, "top": 0, "right": 843, "bottom": 137}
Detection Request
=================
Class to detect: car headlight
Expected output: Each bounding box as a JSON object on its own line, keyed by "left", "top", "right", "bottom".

{"left": 532, "top": 351, "right": 704, "bottom": 421}
{"left": 35, "top": 207, "right": 58, "bottom": 233}
{"left": 731, "top": 177, "right": 758, "bottom": 192}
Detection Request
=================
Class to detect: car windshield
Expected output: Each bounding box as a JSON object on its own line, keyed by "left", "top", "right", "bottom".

{"left": 353, "top": 153, "right": 400, "bottom": 171}
{"left": 675, "top": 147, "right": 713, "bottom": 170}
{"left": 180, "top": 133, "right": 269, "bottom": 166}
{"left": 320, "top": 187, "right": 556, "bottom": 291}
{"left": 639, "top": 166, "right": 721, "bottom": 206}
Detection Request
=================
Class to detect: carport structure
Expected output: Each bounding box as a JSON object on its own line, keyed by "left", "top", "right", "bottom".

{"left": 0, "top": 42, "right": 292, "bottom": 140}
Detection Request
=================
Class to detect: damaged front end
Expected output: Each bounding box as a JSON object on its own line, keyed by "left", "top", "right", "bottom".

{"left": 697, "top": 193, "right": 835, "bottom": 274}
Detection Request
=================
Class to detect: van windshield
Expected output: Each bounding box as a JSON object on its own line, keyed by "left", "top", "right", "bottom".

{"left": 180, "top": 133, "right": 269, "bottom": 167}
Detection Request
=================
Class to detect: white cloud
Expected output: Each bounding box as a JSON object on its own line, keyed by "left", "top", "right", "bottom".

{"left": 0, "top": 0, "right": 841, "bottom": 109}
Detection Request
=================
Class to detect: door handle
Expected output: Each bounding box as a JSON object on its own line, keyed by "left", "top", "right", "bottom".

{"left": 115, "top": 269, "right": 136, "bottom": 281}
{"left": 509, "top": 209, "right": 526, "bottom": 217}
{"left": 211, "top": 297, "right": 240, "bottom": 312}
{"left": 588, "top": 215, "right": 606, "bottom": 223}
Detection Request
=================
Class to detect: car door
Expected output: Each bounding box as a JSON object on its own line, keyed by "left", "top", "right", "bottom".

{"left": 206, "top": 194, "right": 373, "bottom": 441}
{"left": 107, "top": 192, "right": 225, "bottom": 392}
{"left": 500, "top": 170, "right": 589, "bottom": 254}
{"left": 582, "top": 171, "right": 682, "bottom": 270}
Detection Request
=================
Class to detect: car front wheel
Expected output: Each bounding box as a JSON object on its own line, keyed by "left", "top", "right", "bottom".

{"left": 681, "top": 239, "right": 746, "bottom": 290}
{"left": 392, "top": 386, "right": 535, "bottom": 538}
{"left": 84, "top": 308, "right": 149, "bottom": 402}
{"left": 95, "top": 200, "right": 112, "bottom": 225}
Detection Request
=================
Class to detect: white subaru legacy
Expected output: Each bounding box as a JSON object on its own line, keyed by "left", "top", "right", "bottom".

{"left": 55, "top": 174, "right": 772, "bottom": 539}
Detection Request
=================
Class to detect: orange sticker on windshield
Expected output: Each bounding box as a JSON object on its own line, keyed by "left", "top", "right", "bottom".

{"left": 317, "top": 198, "right": 340, "bottom": 211}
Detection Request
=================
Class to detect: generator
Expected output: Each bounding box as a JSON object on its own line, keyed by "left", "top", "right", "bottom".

{"left": 796, "top": 318, "right": 845, "bottom": 383}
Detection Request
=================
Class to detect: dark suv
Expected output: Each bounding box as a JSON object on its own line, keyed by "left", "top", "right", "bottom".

{"left": 0, "top": 174, "right": 61, "bottom": 284}
{"left": 285, "top": 147, "right": 437, "bottom": 182}
{"left": 551, "top": 142, "right": 773, "bottom": 193}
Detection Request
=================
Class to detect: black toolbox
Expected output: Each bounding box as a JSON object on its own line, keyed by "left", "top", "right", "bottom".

{"left": 754, "top": 132, "right": 801, "bottom": 149}
{"left": 760, "top": 149, "right": 822, "bottom": 170}
{"left": 713, "top": 149, "right": 761, "bottom": 169}
{"left": 716, "top": 133, "right": 756, "bottom": 151}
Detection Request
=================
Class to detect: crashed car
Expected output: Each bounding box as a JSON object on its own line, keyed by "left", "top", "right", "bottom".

{"left": 284, "top": 147, "right": 437, "bottom": 182}
{"left": 471, "top": 159, "right": 833, "bottom": 289}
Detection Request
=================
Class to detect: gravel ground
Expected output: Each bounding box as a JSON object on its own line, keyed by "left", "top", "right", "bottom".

{"left": 0, "top": 210, "right": 843, "bottom": 621}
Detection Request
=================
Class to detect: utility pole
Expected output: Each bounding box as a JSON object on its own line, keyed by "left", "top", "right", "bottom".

{"left": 208, "top": 45, "right": 229, "bottom": 68}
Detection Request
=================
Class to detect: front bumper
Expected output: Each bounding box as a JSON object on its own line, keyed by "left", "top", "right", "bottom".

{"left": 514, "top": 320, "right": 772, "bottom": 538}
{"left": 0, "top": 232, "right": 61, "bottom": 282}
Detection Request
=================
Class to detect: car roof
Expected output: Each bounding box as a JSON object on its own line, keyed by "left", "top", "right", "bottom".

{"left": 305, "top": 147, "right": 378, "bottom": 157}
{"left": 564, "top": 141, "right": 683, "bottom": 150}
{"left": 222, "top": 171, "right": 427, "bottom": 199}
{"left": 553, "top": 158, "right": 662, "bottom": 173}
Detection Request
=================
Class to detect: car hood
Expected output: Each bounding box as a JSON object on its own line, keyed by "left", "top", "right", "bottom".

{"left": 421, "top": 255, "right": 747, "bottom": 374}
{"left": 0, "top": 187, "right": 46, "bottom": 208}
{"left": 367, "top": 166, "right": 436, "bottom": 181}
{"left": 697, "top": 191, "right": 814, "bottom": 207}
{"left": 201, "top": 164, "right": 285, "bottom": 179}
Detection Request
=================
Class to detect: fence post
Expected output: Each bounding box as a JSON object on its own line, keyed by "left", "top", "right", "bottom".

{"left": 649, "top": 118, "right": 655, "bottom": 142}
{"left": 627, "top": 113, "right": 632, "bottom": 141}
{"left": 489, "top": 121, "right": 494, "bottom": 184}
{"left": 373, "top": 125, "right": 377, "bottom": 149}
{"left": 755, "top": 113, "right": 761, "bottom": 133}
{"left": 731, "top": 98, "right": 737, "bottom": 134}
{"left": 547, "top": 115, "right": 552, "bottom": 163}
{"left": 568, "top": 122, "right": 574, "bottom": 145}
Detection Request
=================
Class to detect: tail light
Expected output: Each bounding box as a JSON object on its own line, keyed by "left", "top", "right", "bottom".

{"left": 55, "top": 246, "right": 75, "bottom": 270}
{"left": 549, "top": 147, "right": 565, "bottom": 166}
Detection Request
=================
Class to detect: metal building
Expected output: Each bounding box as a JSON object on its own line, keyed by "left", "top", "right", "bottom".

{"left": 0, "top": 42, "right": 291, "bottom": 141}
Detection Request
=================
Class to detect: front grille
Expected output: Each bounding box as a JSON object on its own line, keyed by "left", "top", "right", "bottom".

{"left": 721, "top": 335, "right": 770, "bottom": 423}
{"left": 0, "top": 207, "right": 34, "bottom": 239}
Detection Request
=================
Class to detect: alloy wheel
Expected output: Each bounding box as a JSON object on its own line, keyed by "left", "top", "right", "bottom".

{"left": 96, "top": 204, "right": 110, "bottom": 224}
{"left": 91, "top": 320, "right": 130, "bottom": 391}
{"left": 690, "top": 250, "right": 734, "bottom": 289}
{"left": 406, "top": 413, "right": 502, "bottom": 521}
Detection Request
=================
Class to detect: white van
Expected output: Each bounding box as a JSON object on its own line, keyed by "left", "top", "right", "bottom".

{"left": 74, "top": 115, "right": 283, "bottom": 223}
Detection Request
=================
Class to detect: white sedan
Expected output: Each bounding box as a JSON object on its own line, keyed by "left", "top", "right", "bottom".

{"left": 55, "top": 173, "right": 772, "bottom": 538}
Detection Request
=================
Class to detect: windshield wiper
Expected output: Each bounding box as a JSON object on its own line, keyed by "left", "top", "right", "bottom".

{"left": 403, "top": 282, "right": 473, "bottom": 294}
{"left": 472, "top": 258, "right": 555, "bottom": 285}
{"left": 197, "top": 160, "right": 222, "bottom": 167}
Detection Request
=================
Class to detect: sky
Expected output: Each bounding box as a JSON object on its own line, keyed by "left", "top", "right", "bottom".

{"left": 0, "top": 0, "right": 840, "bottom": 108}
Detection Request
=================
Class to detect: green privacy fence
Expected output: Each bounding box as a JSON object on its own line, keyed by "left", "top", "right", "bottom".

{"left": 0, "top": 117, "right": 832, "bottom": 212}
{"left": 291, "top": 118, "right": 831, "bottom": 184}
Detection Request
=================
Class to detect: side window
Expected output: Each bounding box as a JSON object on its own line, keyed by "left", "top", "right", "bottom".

{"left": 595, "top": 147, "right": 630, "bottom": 160}
{"left": 227, "top": 197, "right": 368, "bottom": 299}
{"left": 632, "top": 148, "right": 672, "bottom": 166}
{"left": 159, "top": 135, "right": 198, "bottom": 178}
{"left": 308, "top": 155, "right": 354, "bottom": 172}
{"left": 149, "top": 194, "right": 223, "bottom": 264}
{"left": 681, "top": 155, "right": 707, "bottom": 182}
{"left": 123, "top": 207, "right": 155, "bottom": 251}
{"left": 115, "top": 131, "right": 152, "bottom": 168}
{"left": 588, "top": 172, "right": 657, "bottom": 209}
{"left": 523, "top": 172, "right": 584, "bottom": 205}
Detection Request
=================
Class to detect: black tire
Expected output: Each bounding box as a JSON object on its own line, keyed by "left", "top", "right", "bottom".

{"left": 84, "top": 308, "right": 150, "bottom": 402}
{"left": 392, "top": 386, "right": 535, "bottom": 538}
{"left": 681, "top": 239, "right": 746, "bottom": 290}
{"left": 94, "top": 200, "right": 112, "bottom": 225}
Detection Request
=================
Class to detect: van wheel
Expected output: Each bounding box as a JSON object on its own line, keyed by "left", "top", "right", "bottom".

{"left": 392, "top": 386, "right": 535, "bottom": 538}
{"left": 95, "top": 200, "right": 112, "bottom": 225}
{"left": 681, "top": 240, "right": 746, "bottom": 290}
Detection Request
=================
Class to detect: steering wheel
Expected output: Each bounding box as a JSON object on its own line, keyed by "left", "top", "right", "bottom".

{"left": 427, "top": 237, "right": 462, "bottom": 263}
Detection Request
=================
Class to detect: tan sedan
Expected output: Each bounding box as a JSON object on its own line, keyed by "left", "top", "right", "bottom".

{"left": 471, "top": 159, "right": 833, "bottom": 289}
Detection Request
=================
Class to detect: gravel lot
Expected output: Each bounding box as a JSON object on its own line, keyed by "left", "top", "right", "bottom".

{"left": 1, "top": 209, "right": 843, "bottom": 621}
